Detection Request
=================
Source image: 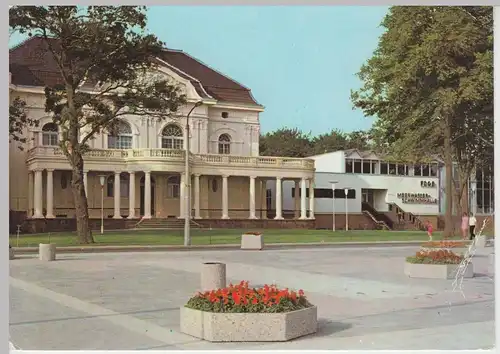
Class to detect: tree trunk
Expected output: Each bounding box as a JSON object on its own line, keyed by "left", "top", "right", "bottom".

{"left": 70, "top": 151, "right": 94, "bottom": 244}
{"left": 443, "top": 120, "right": 454, "bottom": 239}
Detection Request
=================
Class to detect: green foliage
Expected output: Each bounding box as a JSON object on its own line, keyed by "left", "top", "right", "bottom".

{"left": 9, "top": 96, "right": 39, "bottom": 149}
{"left": 259, "top": 127, "right": 374, "bottom": 157}
{"left": 405, "top": 256, "right": 463, "bottom": 265}
{"left": 351, "top": 6, "right": 493, "bottom": 165}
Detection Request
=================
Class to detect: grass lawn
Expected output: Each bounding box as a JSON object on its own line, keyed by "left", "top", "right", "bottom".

{"left": 9, "top": 229, "right": 448, "bottom": 247}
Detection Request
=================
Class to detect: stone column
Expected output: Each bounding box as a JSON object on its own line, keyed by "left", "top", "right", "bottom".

{"left": 33, "top": 169, "right": 43, "bottom": 218}
{"left": 45, "top": 169, "right": 55, "bottom": 218}
{"left": 83, "top": 170, "right": 88, "bottom": 197}
{"left": 179, "top": 173, "right": 185, "bottom": 218}
{"left": 28, "top": 172, "right": 34, "bottom": 217}
{"left": 309, "top": 178, "right": 315, "bottom": 219}
{"left": 128, "top": 171, "right": 136, "bottom": 218}
{"left": 193, "top": 174, "right": 201, "bottom": 219}
{"left": 144, "top": 171, "right": 152, "bottom": 219}
{"left": 274, "top": 177, "right": 283, "bottom": 220}
{"left": 300, "top": 177, "right": 307, "bottom": 219}
{"left": 249, "top": 176, "right": 257, "bottom": 219}
{"left": 113, "top": 172, "right": 121, "bottom": 219}
{"left": 294, "top": 180, "right": 300, "bottom": 219}
{"left": 221, "top": 175, "right": 229, "bottom": 219}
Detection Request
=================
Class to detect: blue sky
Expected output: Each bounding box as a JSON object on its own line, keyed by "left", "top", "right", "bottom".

{"left": 9, "top": 6, "right": 388, "bottom": 135}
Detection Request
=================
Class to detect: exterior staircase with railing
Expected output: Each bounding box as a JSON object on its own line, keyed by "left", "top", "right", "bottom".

{"left": 388, "top": 202, "right": 426, "bottom": 231}
{"left": 361, "top": 202, "right": 393, "bottom": 230}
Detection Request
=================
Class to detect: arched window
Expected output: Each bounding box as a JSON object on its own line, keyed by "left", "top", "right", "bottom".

{"left": 167, "top": 175, "right": 180, "bottom": 198}
{"left": 161, "top": 124, "right": 183, "bottom": 149}
{"left": 108, "top": 121, "right": 133, "bottom": 149}
{"left": 42, "top": 123, "right": 59, "bottom": 146}
{"left": 106, "top": 174, "right": 130, "bottom": 197}
{"left": 218, "top": 134, "right": 231, "bottom": 155}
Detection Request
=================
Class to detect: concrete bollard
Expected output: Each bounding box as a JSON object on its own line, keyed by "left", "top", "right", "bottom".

{"left": 39, "top": 243, "right": 56, "bottom": 261}
{"left": 201, "top": 262, "right": 226, "bottom": 291}
{"left": 9, "top": 247, "right": 14, "bottom": 260}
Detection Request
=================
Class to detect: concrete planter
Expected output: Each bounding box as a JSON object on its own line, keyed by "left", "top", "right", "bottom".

{"left": 201, "top": 262, "right": 226, "bottom": 291}
{"left": 241, "top": 234, "right": 264, "bottom": 250}
{"left": 404, "top": 262, "right": 474, "bottom": 279}
{"left": 180, "top": 306, "right": 317, "bottom": 342}
{"left": 488, "top": 253, "right": 495, "bottom": 275}
{"left": 475, "top": 235, "right": 492, "bottom": 248}
{"left": 9, "top": 247, "right": 14, "bottom": 260}
{"left": 39, "top": 243, "right": 56, "bottom": 261}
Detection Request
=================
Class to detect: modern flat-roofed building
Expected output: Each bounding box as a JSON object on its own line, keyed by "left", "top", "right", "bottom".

{"left": 267, "top": 149, "right": 494, "bottom": 230}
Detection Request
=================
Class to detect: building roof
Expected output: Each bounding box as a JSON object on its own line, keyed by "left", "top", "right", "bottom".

{"left": 9, "top": 36, "right": 261, "bottom": 107}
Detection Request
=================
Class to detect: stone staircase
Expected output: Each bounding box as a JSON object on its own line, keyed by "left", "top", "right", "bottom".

{"left": 134, "top": 218, "right": 203, "bottom": 230}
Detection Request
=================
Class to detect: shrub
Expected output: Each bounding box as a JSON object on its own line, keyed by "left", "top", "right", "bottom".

{"left": 243, "top": 232, "right": 262, "bottom": 236}
{"left": 421, "top": 241, "right": 469, "bottom": 249}
{"left": 185, "top": 281, "right": 312, "bottom": 313}
{"left": 406, "top": 249, "right": 463, "bottom": 265}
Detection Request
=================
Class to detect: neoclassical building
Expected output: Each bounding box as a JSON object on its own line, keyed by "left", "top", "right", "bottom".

{"left": 9, "top": 37, "right": 315, "bottom": 230}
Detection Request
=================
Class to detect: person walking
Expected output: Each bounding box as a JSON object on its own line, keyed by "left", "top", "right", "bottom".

{"left": 469, "top": 213, "right": 477, "bottom": 240}
{"left": 426, "top": 220, "right": 433, "bottom": 241}
{"left": 461, "top": 212, "right": 469, "bottom": 240}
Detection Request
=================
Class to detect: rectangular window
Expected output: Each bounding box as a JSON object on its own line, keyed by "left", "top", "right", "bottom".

{"left": 380, "top": 163, "right": 388, "bottom": 174}
{"left": 397, "top": 164, "right": 407, "bottom": 176}
{"left": 353, "top": 160, "right": 362, "bottom": 173}
{"left": 345, "top": 160, "right": 353, "bottom": 173}
{"left": 414, "top": 164, "right": 422, "bottom": 176}
{"left": 422, "top": 164, "right": 430, "bottom": 177}
{"left": 109, "top": 136, "right": 132, "bottom": 149}
{"left": 371, "top": 162, "right": 377, "bottom": 174}
{"left": 430, "top": 163, "right": 438, "bottom": 177}
{"left": 300, "top": 188, "right": 356, "bottom": 199}
{"left": 120, "top": 179, "right": 129, "bottom": 198}
{"left": 362, "top": 161, "right": 371, "bottom": 174}
{"left": 388, "top": 163, "right": 396, "bottom": 175}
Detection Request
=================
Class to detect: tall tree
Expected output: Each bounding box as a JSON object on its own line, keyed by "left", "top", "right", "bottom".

{"left": 351, "top": 6, "right": 492, "bottom": 237}
{"left": 259, "top": 128, "right": 314, "bottom": 157}
{"left": 10, "top": 6, "right": 186, "bottom": 243}
{"left": 311, "top": 129, "right": 348, "bottom": 155}
{"left": 9, "top": 96, "right": 38, "bottom": 149}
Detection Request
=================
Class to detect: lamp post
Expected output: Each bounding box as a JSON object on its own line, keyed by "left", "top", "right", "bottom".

{"left": 344, "top": 188, "right": 349, "bottom": 231}
{"left": 184, "top": 100, "right": 204, "bottom": 247}
{"left": 329, "top": 181, "right": 338, "bottom": 232}
{"left": 98, "top": 175, "right": 107, "bottom": 235}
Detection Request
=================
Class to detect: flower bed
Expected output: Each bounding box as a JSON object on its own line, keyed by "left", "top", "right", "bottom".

{"left": 420, "top": 241, "right": 470, "bottom": 249}
{"left": 241, "top": 232, "right": 264, "bottom": 250}
{"left": 180, "top": 281, "right": 317, "bottom": 341}
{"left": 419, "top": 241, "right": 470, "bottom": 255}
{"left": 404, "top": 249, "right": 473, "bottom": 279}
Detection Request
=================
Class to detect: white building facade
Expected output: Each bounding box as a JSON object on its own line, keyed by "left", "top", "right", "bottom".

{"left": 9, "top": 37, "right": 315, "bottom": 231}
{"left": 267, "top": 149, "right": 494, "bottom": 230}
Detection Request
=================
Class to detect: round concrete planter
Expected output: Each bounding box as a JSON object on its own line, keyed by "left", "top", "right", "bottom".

{"left": 404, "top": 262, "right": 474, "bottom": 279}
{"left": 240, "top": 234, "right": 264, "bottom": 250}
{"left": 200, "top": 262, "right": 226, "bottom": 291}
{"left": 39, "top": 243, "right": 56, "bottom": 261}
{"left": 180, "top": 305, "right": 318, "bottom": 342}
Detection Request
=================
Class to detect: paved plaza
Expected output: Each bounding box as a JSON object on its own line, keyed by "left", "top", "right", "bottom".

{"left": 9, "top": 245, "right": 495, "bottom": 350}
